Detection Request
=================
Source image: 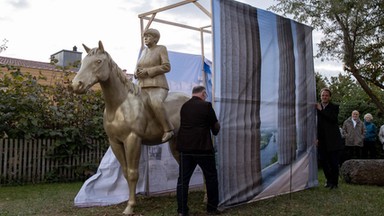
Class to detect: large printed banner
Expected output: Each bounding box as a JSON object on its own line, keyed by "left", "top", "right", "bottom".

{"left": 212, "top": 0, "right": 318, "bottom": 208}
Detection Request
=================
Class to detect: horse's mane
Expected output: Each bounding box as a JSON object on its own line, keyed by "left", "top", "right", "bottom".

{"left": 88, "top": 48, "right": 140, "bottom": 95}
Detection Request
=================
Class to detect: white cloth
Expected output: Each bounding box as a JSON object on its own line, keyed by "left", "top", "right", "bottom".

{"left": 74, "top": 148, "right": 131, "bottom": 207}
{"left": 379, "top": 125, "right": 384, "bottom": 149}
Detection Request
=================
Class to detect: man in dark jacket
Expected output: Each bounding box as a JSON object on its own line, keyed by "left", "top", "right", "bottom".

{"left": 176, "top": 85, "right": 220, "bottom": 216}
{"left": 316, "top": 88, "right": 344, "bottom": 189}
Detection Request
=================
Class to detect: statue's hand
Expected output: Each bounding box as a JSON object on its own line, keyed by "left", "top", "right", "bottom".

{"left": 136, "top": 68, "right": 149, "bottom": 78}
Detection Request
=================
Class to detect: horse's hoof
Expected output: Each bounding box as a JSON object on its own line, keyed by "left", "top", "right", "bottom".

{"left": 122, "top": 206, "right": 134, "bottom": 215}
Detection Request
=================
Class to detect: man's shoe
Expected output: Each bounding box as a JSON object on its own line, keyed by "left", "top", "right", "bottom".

{"left": 329, "top": 184, "right": 338, "bottom": 190}
{"left": 162, "top": 131, "right": 174, "bottom": 142}
{"left": 324, "top": 183, "right": 331, "bottom": 188}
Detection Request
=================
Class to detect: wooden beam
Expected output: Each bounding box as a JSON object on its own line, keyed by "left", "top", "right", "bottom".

{"left": 193, "top": 1, "right": 211, "bottom": 18}
{"left": 142, "top": 16, "right": 211, "bottom": 34}
{"left": 144, "top": 13, "right": 157, "bottom": 32}
{"left": 138, "top": 0, "right": 197, "bottom": 18}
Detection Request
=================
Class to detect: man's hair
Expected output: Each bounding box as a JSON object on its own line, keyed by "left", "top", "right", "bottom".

{"left": 320, "top": 88, "right": 332, "bottom": 97}
{"left": 192, "top": 85, "right": 206, "bottom": 94}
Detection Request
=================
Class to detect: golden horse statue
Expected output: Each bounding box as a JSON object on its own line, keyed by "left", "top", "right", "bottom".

{"left": 70, "top": 41, "right": 189, "bottom": 215}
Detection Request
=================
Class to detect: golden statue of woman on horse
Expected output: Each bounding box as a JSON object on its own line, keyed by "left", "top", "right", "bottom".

{"left": 134, "top": 28, "right": 174, "bottom": 143}
{"left": 70, "top": 28, "right": 190, "bottom": 214}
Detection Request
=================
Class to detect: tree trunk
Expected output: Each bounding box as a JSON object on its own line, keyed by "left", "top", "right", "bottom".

{"left": 337, "top": 10, "right": 384, "bottom": 115}
{"left": 349, "top": 65, "right": 384, "bottom": 114}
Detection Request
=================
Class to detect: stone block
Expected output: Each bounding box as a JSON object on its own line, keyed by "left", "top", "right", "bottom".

{"left": 340, "top": 159, "right": 384, "bottom": 186}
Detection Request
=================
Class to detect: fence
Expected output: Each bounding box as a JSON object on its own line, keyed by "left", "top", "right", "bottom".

{"left": 0, "top": 139, "right": 107, "bottom": 185}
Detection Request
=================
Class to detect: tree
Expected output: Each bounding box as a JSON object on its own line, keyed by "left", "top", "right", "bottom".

{"left": 271, "top": 0, "right": 384, "bottom": 114}
{"left": 327, "top": 73, "right": 377, "bottom": 124}
{"left": 0, "top": 38, "right": 8, "bottom": 53}
{"left": 0, "top": 67, "right": 107, "bottom": 156}
{"left": 315, "top": 72, "right": 328, "bottom": 101}
{"left": 316, "top": 72, "right": 383, "bottom": 126}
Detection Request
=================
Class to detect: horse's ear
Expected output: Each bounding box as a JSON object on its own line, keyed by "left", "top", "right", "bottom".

{"left": 98, "top": 41, "right": 105, "bottom": 53}
{"left": 83, "top": 44, "right": 91, "bottom": 53}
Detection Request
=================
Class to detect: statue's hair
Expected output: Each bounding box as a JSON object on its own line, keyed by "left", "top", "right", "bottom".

{"left": 144, "top": 28, "right": 160, "bottom": 43}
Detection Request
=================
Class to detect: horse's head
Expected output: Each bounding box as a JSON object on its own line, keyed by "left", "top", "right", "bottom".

{"left": 70, "top": 41, "right": 111, "bottom": 94}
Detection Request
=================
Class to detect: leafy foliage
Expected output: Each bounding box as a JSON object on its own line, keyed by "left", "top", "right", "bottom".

{"left": 316, "top": 72, "right": 384, "bottom": 127}
{"left": 271, "top": 0, "right": 384, "bottom": 113}
{"left": 0, "top": 65, "right": 108, "bottom": 158}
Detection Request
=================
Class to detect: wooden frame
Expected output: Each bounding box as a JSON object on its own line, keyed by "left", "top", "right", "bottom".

{"left": 137, "top": 0, "right": 213, "bottom": 86}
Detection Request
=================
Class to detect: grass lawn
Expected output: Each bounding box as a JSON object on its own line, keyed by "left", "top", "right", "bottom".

{"left": 0, "top": 171, "right": 383, "bottom": 216}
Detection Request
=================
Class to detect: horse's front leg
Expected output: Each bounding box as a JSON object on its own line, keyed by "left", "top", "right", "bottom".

{"left": 122, "top": 133, "right": 141, "bottom": 215}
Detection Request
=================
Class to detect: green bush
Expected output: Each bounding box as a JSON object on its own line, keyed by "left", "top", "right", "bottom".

{"left": 0, "top": 66, "right": 108, "bottom": 158}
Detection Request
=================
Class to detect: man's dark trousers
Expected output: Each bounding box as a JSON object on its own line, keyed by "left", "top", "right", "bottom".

{"left": 176, "top": 152, "right": 219, "bottom": 214}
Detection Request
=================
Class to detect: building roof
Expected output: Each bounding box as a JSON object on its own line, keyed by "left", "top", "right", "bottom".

{"left": 51, "top": 49, "right": 82, "bottom": 56}
{"left": 0, "top": 56, "right": 77, "bottom": 72}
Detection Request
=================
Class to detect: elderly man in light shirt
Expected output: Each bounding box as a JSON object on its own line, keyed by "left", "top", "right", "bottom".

{"left": 342, "top": 110, "right": 365, "bottom": 160}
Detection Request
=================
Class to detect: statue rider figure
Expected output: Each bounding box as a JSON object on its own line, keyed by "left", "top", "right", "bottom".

{"left": 134, "top": 28, "right": 174, "bottom": 143}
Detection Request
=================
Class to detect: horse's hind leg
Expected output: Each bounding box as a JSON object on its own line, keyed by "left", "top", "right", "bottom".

{"left": 121, "top": 133, "right": 142, "bottom": 215}
{"left": 168, "top": 137, "right": 180, "bottom": 164}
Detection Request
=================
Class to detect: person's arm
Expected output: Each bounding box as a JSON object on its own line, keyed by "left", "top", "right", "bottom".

{"left": 339, "top": 127, "right": 345, "bottom": 138}
{"left": 362, "top": 123, "right": 366, "bottom": 136}
{"left": 208, "top": 102, "right": 220, "bottom": 136}
{"left": 317, "top": 104, "right": 339, "bottom": 124}
{"left": 367, "top": 124, "right": 377, "bottom": 139}
{"left": 342, "top": 121, "right": 348, "bottom": 138}
{"left": 212, "top": 122, "right": 220, "bottom": 136}
{"left": 379, "top": 126, "right": 384, "bottom": 144}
